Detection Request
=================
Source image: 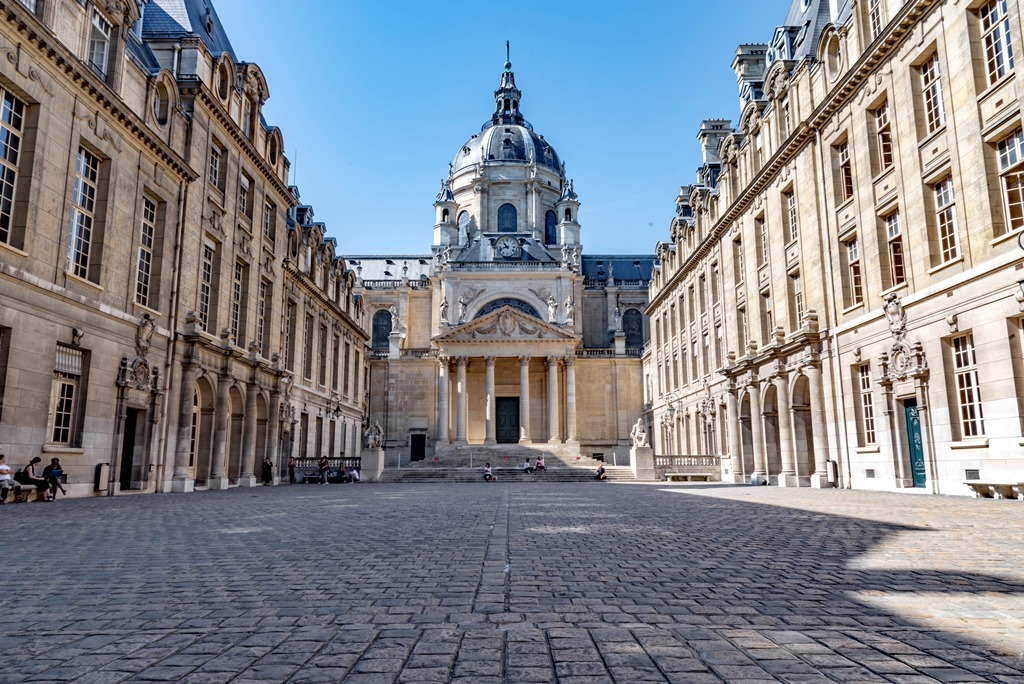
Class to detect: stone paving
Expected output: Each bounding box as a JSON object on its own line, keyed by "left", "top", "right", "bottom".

{"left": 2, "top": 482, "right": 1023, "bottom": 683}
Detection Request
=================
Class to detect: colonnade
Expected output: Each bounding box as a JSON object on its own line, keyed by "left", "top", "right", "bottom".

{"left": 435, "top": 354, "right": 577, "bottom": 445}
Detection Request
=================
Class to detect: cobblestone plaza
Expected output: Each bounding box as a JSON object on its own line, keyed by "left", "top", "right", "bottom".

{"left": 3, "top": 483, "right": 1023, "bottom": 683}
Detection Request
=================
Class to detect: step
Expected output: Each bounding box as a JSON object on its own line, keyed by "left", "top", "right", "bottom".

{"left": 379, "top": 465, "right": 634, "bottom": 484}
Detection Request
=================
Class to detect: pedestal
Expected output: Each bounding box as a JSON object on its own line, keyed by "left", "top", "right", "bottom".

{"left": 630, "top": 446, "right": 656, "bottom": 481}
{"left": 363, "top": 448, "right": 385, "bottom": 482}
{"left": 236, "top": 475, "right": 258, "bottom": 488}
{"left": 809, "top": 473, "right": 831, "bottom": 488}
{"left": 207, "top": 476, "right": 230, "bottom": 491}
{"left": 170, "top": 476, "right": 194, "bottom": 493}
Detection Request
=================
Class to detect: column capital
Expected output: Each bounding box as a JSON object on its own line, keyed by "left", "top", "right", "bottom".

{"left": 545, "top": 355, "right": 561, "bottom": 369}
{"left": 563, "top": 355, "right": 576, "bottom": 368}
{"left": 519, "top": 355, "right": 531, "bottom": 367}
{"left": 456, "top": 356, "right": 468, "bottom": 367}
{"left": 484, "top": 356, "right": 496, "bottom": 367}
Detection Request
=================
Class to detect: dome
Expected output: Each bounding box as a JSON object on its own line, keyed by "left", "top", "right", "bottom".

{"left": 451, "top": 125, "right": 562, "bottom": 175}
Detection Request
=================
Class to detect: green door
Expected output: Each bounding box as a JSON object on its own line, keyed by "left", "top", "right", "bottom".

{"left": 496, "top": 398, "right": 519, "bottom": 444}
{"left": 904, "top": 400, "right": 926, "bottom": 488}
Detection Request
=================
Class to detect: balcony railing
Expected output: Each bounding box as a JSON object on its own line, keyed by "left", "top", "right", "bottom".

{"left": 583, "top": 278, "right": 650, "bottom": 290}
{"left": 446, "top": 261, "right": 563, "bottom": 272}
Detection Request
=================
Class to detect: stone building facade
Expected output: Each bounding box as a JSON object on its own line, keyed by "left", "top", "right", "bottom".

{"left": 352, "top": 60, "right": 653, "bottom": 465}
{"left": 644, "top": 0, "right": 1024, "bottom": 495}
{"left": 0, "top": 0, "right": 366, "bottom": 496}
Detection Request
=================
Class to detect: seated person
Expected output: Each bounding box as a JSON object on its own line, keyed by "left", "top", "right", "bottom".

{"left": 483, "top": 463, "right": 494, "bottom": 481}
{"left": 535, "top": 457, "right": 546, "bottom": 472}
{"left": 0, "top": 453, "right": 23, "bottom": 504}
{"left": 349, "top": 467, "right": 360, "bottom": 483}
{"left": 18, "top": 456, "right": 52, "bottom": 500}
{"left": 595, "top": 464, "right": 607, "bottom": 480}
{"left": 522, "top": 459, "right": 534, "bottom": 474}
{"left": 42, "top": 457, "right": 67, "bottom": 499}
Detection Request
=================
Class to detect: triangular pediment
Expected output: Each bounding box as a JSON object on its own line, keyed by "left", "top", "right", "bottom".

{"left": 434, "top": 306, "right": 578, "bottom": 344}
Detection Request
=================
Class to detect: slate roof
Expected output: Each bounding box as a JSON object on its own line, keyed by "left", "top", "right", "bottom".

{"left": 777, "top": 0, "right": 845, "bottom": 62}
{"left": 581, "top": 255, "right": 656, "bottom": 282}
{"left": 142, "top": 0, "right": 236, "bottom": 59}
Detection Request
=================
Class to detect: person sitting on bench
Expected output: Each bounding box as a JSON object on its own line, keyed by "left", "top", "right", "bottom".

{"left": 18, "top": 456, "right": 53, "bottom": 500}
{"left": 0, "top": 454, "right": 23, "bottom": 504}
{"left": 42, "top": 457, "right": 67, "bottom": 500}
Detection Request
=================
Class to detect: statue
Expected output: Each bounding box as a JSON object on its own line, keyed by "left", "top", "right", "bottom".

{"left": 441, "top": 245, "right": 452, "bottom": 267}
{"left": 564, "top": 295, "right": 575, "bottom": 325}
{"left": 388, "top": 305, "right": 400, "bottom": 329}
{"left": 439, "top": 297, "right": 449, "bottom": 324}
{"left": 457, "top": 295, "right": 468, "bottom": 324}
{"left": 547, "top": 295, "right": 557, "bottom": 323}
{"left": 613, "top": 306, "right": 622, "bottom": 332}
{"left": 364, "top": 420, "right": 383, "bottom": 449}
{"left": 561, "top": 243, "right": 570, "bottom": 264}
{"left": 630, "top": 418, "right": 649, "bottom": 448}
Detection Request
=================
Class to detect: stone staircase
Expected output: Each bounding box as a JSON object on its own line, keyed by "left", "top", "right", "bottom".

{"left": 379, "top": 443, "right": 635, "bottom": 483}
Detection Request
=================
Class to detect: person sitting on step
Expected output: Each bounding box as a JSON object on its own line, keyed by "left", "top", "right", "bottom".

{"left": 535, "top": 456, "right": 545, "bottom": 472}
{"left": 483, "top": 463, "right": 494, "bottom": 481}
{"left": 522, "top": 459, "right": 534, "bottom": 474}
{"left": 595, "top": 464, "right": 607, "bottom": 481}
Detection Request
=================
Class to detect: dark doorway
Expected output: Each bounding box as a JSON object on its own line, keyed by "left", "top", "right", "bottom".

{"left": 119, "top": 408, "right": 142, "bottom": 491}
{"left": 904, "top": 399, "right": 926, "bottom": 488}
{"left": 410, "top": 433, "right": 426, "bottom": 461}
{"left": 496, "top": 397, "right": 520, "bottom": 444}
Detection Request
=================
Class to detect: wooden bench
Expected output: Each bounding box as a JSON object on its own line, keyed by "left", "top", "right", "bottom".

{"left": 664, "top": 473, "right": 713, "bottom": 482}
{"left": 964, "top": 480, "right": 1024, "bottom": 500}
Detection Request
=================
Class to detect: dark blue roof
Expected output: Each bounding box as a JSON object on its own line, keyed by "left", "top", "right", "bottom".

{"left": 581, "top": 255, "right": 655, "bottom": 281}
{"left": 142, "top": 0, "right": 236, "bottom": 60}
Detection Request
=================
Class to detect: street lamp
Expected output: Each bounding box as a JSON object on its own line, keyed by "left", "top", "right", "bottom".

{"left": 327, "top": 393, "right": 343, "bottom": 419}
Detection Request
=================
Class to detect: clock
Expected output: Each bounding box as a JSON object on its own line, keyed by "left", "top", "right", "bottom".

{"left": 495, "top": 235, "right": 521, "bottom": 258}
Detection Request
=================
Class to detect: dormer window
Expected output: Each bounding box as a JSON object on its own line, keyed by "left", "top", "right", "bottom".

{"left": 242, "top": 98, "right": 252, "bottom": 138}
{"left": 88, "top": 11, "right": 113, "bottom": 79}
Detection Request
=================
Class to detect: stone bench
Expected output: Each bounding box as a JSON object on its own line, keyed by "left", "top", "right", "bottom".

{"left": 964, "top": 481, "right": 1023, "bottom": 500}
{"left": 664, "top": 472, "right": 713, "bottom": 482}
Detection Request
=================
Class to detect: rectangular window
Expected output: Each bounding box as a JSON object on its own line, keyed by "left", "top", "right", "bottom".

{"left": 284, "top": 300, "right": 296, "bottom": 371}
{"left": 88, "top": 11, "right": 112, "bottom": 78}
{"left": 230, "top": 260, "right": 248, "bottom": 345}
{"left": 19, "top": 0, "right": 38, "bottom": 12}
{"left": 257, "top": 280, "right": 270, "bottom": 358}
{"left": 761, "top": 290, "right": 773, "bottom": 342}
{"left": 756, "top": 216, "right": 768, "bottom": 265}
{"left": 208, "top": 142, "right": 224, "bottom": 189}
{"left": 238, "top": 173, "right": 251, "bottom": 218}
{"left": 997, "top": 127, "right": 1024, "bottom": 234}
{"left": 933, "top": 176, "right": 960, "bottom": 262}
{"left": 0, "top": 89, "right": 26, "bottom": 246}
{"left": 885, "top": 211, "right": 906, "bottom": 287}
{"left": 714, "top": 324, "right": 723, "bottom": 367}
{"left": 51, "top": 345, "right": 84, "bottom": 447}
{"left": 318, "top": 323, "right": 328, "bottom": 386}
{"left": 711, "top": 262, "right": 720, "bottom": 305}
{"left": 868, "top": 0, "right": 883, "bottom": 39}
{"left": 783, "top": 191, "right": 798, "bottom": 243}
{"left": 874, "top": 100, "right": 894, "bottom": 172}
{"left": 299, "top": 413, "right": 308, "bottom": 459}
{"left": 690, "top": 339, "right": 698, "bottom": 380}
{"left": 921, "top": 53, "right": 946, "bottom": 135}
{"left": 979, "top": 0, "right": 1014, "bottom": 86}
{"left": 198, "top": 241, "right": 216, "bottom": 331}
{"left": 790, "top": 272, "right": 804, "bottom": 325}
{"left": 135, "top": 197, "right": 158, "bottom": 308}
{"left": 331, "top": 335, "right": 340, "bottom": 391}
{"left": 780, "top": 97, "right": 792, "bottom": 139}
{"left": 858, "top": 364, "right": 877, "bottom": 444}
{"left": 737, "top": 307, "right": 747, "bottom": 350}
{"left": 698, "top": 275, "right": 707, "bottom": 314}
{"left": 242, "top": 98, "right": 252, "bottom": 139}
{"left": 67, "top": 147, "right": 101, "bottom": 280}
{"left": 952, "top": 334, "right": 985, "bottom": 437}
{"left": 733, "top": 239, "right": 744, "bottom": 284}
{"left": 836, "top": 141, "right": 854, "bottom": 201}
{"left": 846, "top": 238, "right": 864, "bottom": 306}
{"left": 302, "top": 314, "right": 314, "bottom": 381}
{"left": 262, "top": 200, "right": 276, "bottom": 240}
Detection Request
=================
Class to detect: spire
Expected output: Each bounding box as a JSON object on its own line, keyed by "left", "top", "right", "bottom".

{"left": 490, "top": 42, "right": 525, "bottom": 127}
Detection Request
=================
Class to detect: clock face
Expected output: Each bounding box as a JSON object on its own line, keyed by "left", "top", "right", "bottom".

{"left": 495, "top": 236, "right": 520, "bottom": 258}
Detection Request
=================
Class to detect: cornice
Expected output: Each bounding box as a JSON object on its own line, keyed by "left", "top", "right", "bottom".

{"left": 650, "top": 0, "right": 939, "bottom": 309}
{"left": 1, "top": 3, "right": 196, "bottom": 182}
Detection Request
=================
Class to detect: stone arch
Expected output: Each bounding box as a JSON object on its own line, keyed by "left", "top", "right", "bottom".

{"left": 497, "top": 203, "right": 517, "bottom": 232}
{"left": 761, "top": 382, "right": 782, "bottom": 484}
{"left": 739, "top": 392, "right": 754, "bottom": 480}
{"left": 193, "top": 374, "right": 217, "bottom": 486}
{"left": 791, "top": 373, "right": 814, "bottom": 484}
{"left": 623, "top": 308, "right": 644, "bottom": 348}
{"left": 255, "top": 392, "right": 271, "bottom": 473}
{"left": 371, "top": 309, "right": 392, "bottom": 349}
{"left": 474, "top": 298, "right": 541, "bottom": 320}
{"left": 544, "top": 210, "right": 557, "bottom": 245}
{"left": 227, "top": 385, "right": 245, "bottom": 483}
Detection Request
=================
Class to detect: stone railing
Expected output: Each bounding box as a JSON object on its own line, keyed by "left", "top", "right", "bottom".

{"left": 447, "top": 262, "right": 563, "bottom": 272}
{"left": 654, "top": 455, "right": 721, "bottom": 468}
{"left": 584, "top": 278, "right": 650, "bottom": 290}
{"left": 575, "top": 348, "right": 644, "bottom": 358}
{"left": 360, "top": 279, "right": 430, "bottom": 290}
{"left": 401, "top": 348, "right": 436, "bottom": 359}
{"left": 369, "top": 348, "right": 388, "bottom": 359}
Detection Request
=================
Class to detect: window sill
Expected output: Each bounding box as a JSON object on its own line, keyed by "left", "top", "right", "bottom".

{"left": 977, "top": 72, "right": 1016, "bottom": 105}
{"left": 872, "top": 165, "right": 896, "bottom": 185}
{"left": 917, "top": 125, "right": 948, "bottom": 151}
{"left": 835, "top": 196, "right": 855, "bottom": 213}
{"left": 841, "top": 302, "right": 864, "bottom": 316}
{"left": 64, "top": 271, "right": 104, "bottom": 293}
{"left": 0, "top": 240, "right": 28, "bottom": 259}
{"left": 42, "top": 445, "right": 84, "bottom": 455}
{"left": 949, "top": 438, "right": 988, "bottom": 450}
{"left": 880, "top": 282, "right": 908, "bottom": 298}
{"left": 855, "top": 445, "right": 880, "bottom": 454}
{"left": 990, "top": 227, "right": 1023, "bottom": 248}
{"left": 926, "top": 256, "right": 964, "bottom": 276}
{"left": 132, "top": 302, "right": 162, "bottom": 319}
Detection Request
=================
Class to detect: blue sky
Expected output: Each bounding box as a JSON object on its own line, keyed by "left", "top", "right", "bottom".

{"left": 214, "top": 0, "right": 793, "bottom": 256}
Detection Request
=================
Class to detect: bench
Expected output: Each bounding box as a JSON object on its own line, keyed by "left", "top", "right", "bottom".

{"left": 664, "top": 473, "right": 713, "bottom": 482}
{"left": 964, "top": 480, "right": 1024, "bottom": 500}
{"left": 293, "top": 458, "right": 362, "bottom": 484}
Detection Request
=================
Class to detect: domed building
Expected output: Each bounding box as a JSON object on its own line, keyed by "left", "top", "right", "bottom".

{"left": 350, "top": 58, "right": 653, "bottom": 470}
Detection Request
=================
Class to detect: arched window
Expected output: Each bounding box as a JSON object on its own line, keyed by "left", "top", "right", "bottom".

{"left": 564, "top": 208, "right": 572, "bottom": 221}
{"left": 458, "top": 211, "right": 471, "bottom": 243}
{"left": 497, "top": 203, "right": 517, "bottom": 232}
{"left": 545, "top": 210, "right": 557, "bottom": 245}
{"left": 371, "top": 310, "right": 392, "bottom": 349}
{"left": 441, "top": 208, "right": 449, "bottom": 222}
{"left": 623, "top": 309, "right": 644, "bottom": 348}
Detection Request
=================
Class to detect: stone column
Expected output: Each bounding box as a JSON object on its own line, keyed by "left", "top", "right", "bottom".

{"left": 238, "top": 381, "right": 259, "bottom": 487}
{"left": 547, "top": 356, "right": 561, "bottom": 443}
{"left": 749, "top": 383, "right": 767, "bottom": 484}
{"left": 455, "top": 357, "right": 468, "bottom": 444}
{"left": 564, "top": 355, "right": 578, "bottom": 444}
{"left": 484, "top": 356, "right": 496, "bottom": 445}
{"left": 436, "top": 356, "right": 450, "bottom": 446}
{"left": 267, "top": 390, "right": 281, "bottom": 484}
{"left": 208, "top": 373, "right": 231, "bottom": 490}
{"left": 725, "top": 386, "right": 743, "bottom": 483}
{"left": 519, "top": 356, "right": 531, "bottom": 444}
{"left": 804, "top": 364, "right": 830, "bottom": 488}
{"left": 775, "top": 372, "right": 798, "bottom": 487}
{"left": 171, "top": 360, "right": 198, "bottom": 492}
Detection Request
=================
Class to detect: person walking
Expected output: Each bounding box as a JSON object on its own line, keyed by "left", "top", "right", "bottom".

{"left": 261, "top": 456, "right": 273, "bottom": 485}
